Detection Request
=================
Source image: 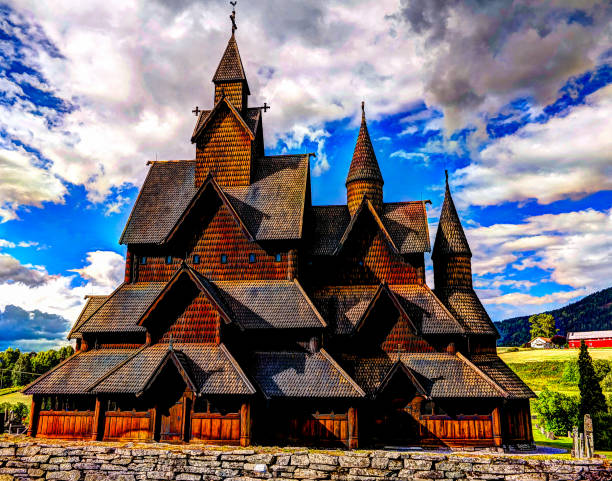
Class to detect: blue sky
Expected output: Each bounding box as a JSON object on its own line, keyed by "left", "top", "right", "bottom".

{"left": 0, "top": 0, "right": 611, "bottom": 350}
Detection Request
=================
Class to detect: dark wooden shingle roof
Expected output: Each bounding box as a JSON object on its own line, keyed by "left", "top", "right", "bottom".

{"left": 471, "top": 354, "right": 535, "bottom": 399}
{"left": 346, "top": 105, "right": 383, "bottom": 186}
{"left": 435, "top": 287, "right": 499, "bottom": 336}
{"left": 433, "top": 173, "right": 471, "bottom": 258}
{"left": 68, "top": 295, "right": 108, "bottom": 339}
{"left": 250, "top": 350, "right": 365, "bottom": 399}
{"left": 212, "top": 33, "right": 249, "bottom": 90}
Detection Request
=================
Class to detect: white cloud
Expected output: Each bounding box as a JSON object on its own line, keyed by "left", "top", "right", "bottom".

{"left": 484, "top": 289, "right": 589, "bottom": 307}
{"left": 456, "top": 85, "right": 612, "bottom": 207}
{"left": 390, "top": 150, "right": 428, "bottom": 163}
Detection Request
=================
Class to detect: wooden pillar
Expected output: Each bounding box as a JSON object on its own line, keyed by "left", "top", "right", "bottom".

{"left": 492, "top": 406, "right": 502, "bottom": 447}
{"left": 287, "top": 249, "right": 298, "bottom": 280}
{"left": 91, "top": 397, "right": 103, "bottom": 440}
{"left": 240, "top": 401, "right": 251, "bottom": 447}
{"left": 151, "top": 404, "right": 159, "bottom": 442}
{"left": 525, "top": 400, "right": 534, "bottom": 442}
{"left": 348, "top": 406, "right": 358, "bottom": 449}
{"left": 181, "top": 393, "right": 192, "bottom": 442}
{"left": 27, "top": 396, "right": 41, "bottom": 437}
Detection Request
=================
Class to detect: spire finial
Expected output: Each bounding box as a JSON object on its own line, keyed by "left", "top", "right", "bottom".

{"left": 230, "top": 1, "right": 237, "bottom": 34}
{"left": 445, "top": 169, "right": 449, "bottom": 186}
{"left": 361, "top": 101, "right": 365, "bottom": 117}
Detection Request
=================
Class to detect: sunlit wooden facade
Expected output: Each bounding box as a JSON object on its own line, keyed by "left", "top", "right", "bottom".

{"left": 23, "top": 16, "right": 534, "bottom": 449}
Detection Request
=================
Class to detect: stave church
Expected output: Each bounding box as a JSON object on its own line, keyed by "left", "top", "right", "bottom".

{"left": 24, "top": 10, "right": 534, "bottom": 449}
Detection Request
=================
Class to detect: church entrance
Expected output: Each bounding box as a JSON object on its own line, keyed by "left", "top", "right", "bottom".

{"left": 160, "top": 398, "right": 185, "bottom": 442}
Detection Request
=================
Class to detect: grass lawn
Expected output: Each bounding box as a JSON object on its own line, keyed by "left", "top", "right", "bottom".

{"left": 0, "top": 388, "right": 30, "bottom": 406}
{"left": 498, "top": 347, "right": 612, "bottom": 363}
{"left": 532, "top": 427, "right": 612, "bottom": 459}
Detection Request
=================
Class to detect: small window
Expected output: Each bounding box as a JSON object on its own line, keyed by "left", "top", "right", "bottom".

{"left": 221, "top": 254, "right": 228, "bottom": 264}
{"left": 275, "top": 253, "right": 282, "bottom": 262}
{"left": 358, "top": 260, "right": 364, "bottom": 266}
{"left": 140, "top": 256, "right": 147, "bottom": 265}
{"left": 249, "top": 253, "right": 256, "bottom": 263}
{"left": 165, "top": 255, "right": 172, "bottom": 264}
{"left": 193, "top": 255, "right": 200, "bottom": 264}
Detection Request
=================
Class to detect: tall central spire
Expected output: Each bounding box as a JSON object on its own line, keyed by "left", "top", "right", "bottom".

{"left": 346, "top": 102, "right": 384, "bottom": 215}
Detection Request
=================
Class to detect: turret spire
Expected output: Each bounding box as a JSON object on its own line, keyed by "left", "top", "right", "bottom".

{"left": 346, "top": 101, "right": 384, "bottom": 215}
{"left": 433, "top": 170, "right": 471, "bottom": 258}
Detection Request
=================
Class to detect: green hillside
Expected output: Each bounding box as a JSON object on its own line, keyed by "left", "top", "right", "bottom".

{"left": 495, "top": 287, "right": 612, "bottom": 346}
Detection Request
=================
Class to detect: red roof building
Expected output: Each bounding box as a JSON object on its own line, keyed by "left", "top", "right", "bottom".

{"left": 23, "top": 12, "right": 534, "bottom": 450}
{"left": 568, "top": 331, "right": 612, "bottom": 348}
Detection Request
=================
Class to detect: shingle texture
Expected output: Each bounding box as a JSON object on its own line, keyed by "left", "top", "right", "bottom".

{"left": 471, "top": 354, "right": 535, "bottom": 399}
{"left": 192, "top": 106, "right": 260, "bottom": 142}
{"left": 68, "top": 295, "right": 108, "bottom": 339}
{"left": 346, "top": 108, "right": 383, "bottom": 186}
{"left": 214, "top": 280, "right": 325, "bottom": 329}
{"left": 342, "top": 353, "right": 502, "bottom": 398}
{"left": 308, "top": 202, "right": 429, "bottom": 255}
{"left": 251, "top": 350, "right": 364, "bottom": 398}
{"left": 212, "top": 33, "right": 248, "bottom": 84}
{"left": 93, "top": 344, "right": 254, "bottom": 395}
{"left": 436, "top": 288, "right": 499, "bottom": 336}
{"left": 120, "top": 155, "right": 308, "bottom": 245}
{"left": 23, "top": 349, "right": 137, "bottom": 395}
{"left": 433, "top": 177, "right": 471, "bottom": 257}
{"left": 77, "top": 283, "right": 165, "bottom": 334}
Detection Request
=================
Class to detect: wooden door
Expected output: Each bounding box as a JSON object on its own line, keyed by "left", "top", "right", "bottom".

{"left": 160, "top": 399, "right": 184, "bottom": 442}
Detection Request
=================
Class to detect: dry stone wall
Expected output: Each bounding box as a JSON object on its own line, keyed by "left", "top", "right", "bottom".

{"left": 0, "top": 439, "right": 610, "bottom": 481}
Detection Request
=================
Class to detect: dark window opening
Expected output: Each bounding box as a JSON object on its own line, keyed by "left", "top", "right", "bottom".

{"left": 275, "top": 253, "right": 282, "bottom": 262}
{"left": 221, "top": 254, "right": 227, "bottom": 264}
{"left": 358, "top": 260, "right": 364, "bottom": 266}
{"left": 193, "top": 255, "right": 200, "bottom": 264}
{"left": 165, "top": 255, "right": 172, "bottom": 264}
{"left": 249, "top": 253, "right": 256, "bottom": 263}
{"left": 140, "top": 256, "right": 147, "bottom": 265}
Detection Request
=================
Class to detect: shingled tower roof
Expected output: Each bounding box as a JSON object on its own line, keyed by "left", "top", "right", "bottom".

{"left": 346, "top": 102, "right": 383, "bottom": 186}
{"left": 433, "top": 171, "right": 471, "bottom": 258}
{"left": 213, "top": 33, "right": 250, "bottom": 94}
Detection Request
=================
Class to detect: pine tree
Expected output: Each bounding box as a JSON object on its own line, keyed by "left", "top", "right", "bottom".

{"left": 578, "top": 340, "right": 607, "bottom": 420}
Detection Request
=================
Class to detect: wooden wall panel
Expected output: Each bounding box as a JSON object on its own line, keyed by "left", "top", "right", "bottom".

{"left": 215, "top": 82, "right": 245, "bottom": 111}
{"left": 190, "top": 413, "right": 240, "bottom": 445}
{"left": 103, "top": 411, "right": 152, "bottom": 442}
{"left": 381, "top": 318, "right": 436, "bottom": 353}
{"left": 433, "top": 255, "right": 472, "bottom": 289}
{"left": 160, "top": 292, "right": 220, "bottom": 344}
{"left": 37, "top": 411, "right": 94, "bottom": 439}
{"left": 419, "top": 415, "right": 494, "bottom": 446}
{"left": 135, "top": 256, "right": 180, "bottom": 283}
{"left": 346, "top": 179, "right": 383, "bottom": 215}
{"left": 195, "top": 104, "right": 252, "bottom": 187}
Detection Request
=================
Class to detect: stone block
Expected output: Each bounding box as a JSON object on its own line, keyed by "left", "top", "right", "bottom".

{"left": 17, "top": 445, "right": 41, "bottom": 456}
{"left": 40, "top": 448, "right": 68, "bottom": 456}
{"left": 505, "top": 475, "right": 547, "bottom": 481}
{"left": 412, "top": 470, "right": 446, "bottom": 480}
{"left": 222, "top": 461, "right": 246, "bottom": 469}
{"left": 403, "top": 459, "right": 432, "bottom": 471}
{"left": 29, "top": 469, "right": 45, "bottom": 477}
{"left": 176, "top": 474, "right": 202, "bottom": 481}
{"left": 291, "top": 455, "right": 310, "bottom": 467}
{"left": 22, "top": 454, "right": 51, "bottom": 464}
{"left": 0, "top": 448, "right": 15, "bottom": 456}
{"left": 444, "top": 471, "right": 466, "bottom": 479}
{"left": 221, "top": 455, "right": 247, "bottom": 462}
{"left": 472, "top": 464, "right": 524, "bottom": 475}
{"left": 370, "top": 458, "right": 388, "bottom": 470}
{"left": 276, "top": 456, "right": 291, "bottom": 466}
{"left": 146, "top": 471, "right": 174, "bottom": 480}
{"left": 46, "top": 470, "right": 81, "bottom": 481}
{"left": 308, "top": 454, "right": 337, "bottom": 466}
{"left": 349, "top": 467, "right": 389, "bottom": 477}
{"left": 387, "top": 460, "right": 403, "bottom": 470}
{"left": 246, "top": 454, "right": 275, "bottom": 465}
{"left": 339, "top": 456, "right": 369, "bottom": 468}
{"left": 293, "top": 468, "right": 328, "bottom": 479}
{"left": 309, "top": 464, "right": 337, "bottom": 472}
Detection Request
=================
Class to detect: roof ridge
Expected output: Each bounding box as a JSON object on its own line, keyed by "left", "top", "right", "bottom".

{"left": 218, "top": 343, "right": 257, "bottom": 395}
{"left": 68, "top": 282, "right": 126, "bottom": 339}
{"left": 86, "top": 345, "right": 148, "bottom": 392}
{"left": 455, "top": 351, "right": 508, "bottom": 398}
{"left": 319, "top": 348, "right": 366, "bottom": 397}
{"left": 22, "top": 350, "right": 83, "bottom": 394}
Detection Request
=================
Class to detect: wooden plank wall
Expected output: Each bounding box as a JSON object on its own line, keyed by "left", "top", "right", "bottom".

{"left": 503, "top": 401, "right": 533, "bottom": 443}
{"left": 288, "top": 413, "right": 349, "bottom": 446}
{"left": 37, "top": 411, "right": 94, "bottom": 439}
{"left": 190, "top": 412, "right": 240, "bottom": 445}
{"left": 103, "top": 411, "right": 153, "bottom": 442}
{"left": 419, "top": 415, "right": 494, "bottom": 446}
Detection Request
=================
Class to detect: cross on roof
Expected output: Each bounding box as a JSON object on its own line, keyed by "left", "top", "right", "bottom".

{"left": 262, "top": 102, "right": 270, "bottom": 112}
{"left": 192, "top": 106, "right": 201, "bottom": 116}
{"left": 230, "top": 1, "right": 237, "bottom": 34}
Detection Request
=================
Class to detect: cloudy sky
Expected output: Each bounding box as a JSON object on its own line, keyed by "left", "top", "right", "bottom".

{"left": 0, "top": 0, "right": 610, "bottom": 350}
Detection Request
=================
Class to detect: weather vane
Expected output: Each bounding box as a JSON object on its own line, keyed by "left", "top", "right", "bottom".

{"left": 230, "top": 1, "right": 237, "bottom": 34}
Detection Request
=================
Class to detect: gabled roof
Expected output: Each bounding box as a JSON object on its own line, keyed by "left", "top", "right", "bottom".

{"left": 192, "top": 107, "right": 260, "bottom": 141}
{"left": 433, "top": 171, "right": 471, "bottom": 258}
{"left": 250, "top": 349, "right": 365, "bottom": 399}
{"left": 354, "top": 283, "right": 417, "bottom": 334}
{"left": 22, "top": 349, "right": 138, "bottom": 395}
{"left": 308, "top": 201, "right": 430, "bottom": 256}
{"left": 214, "top": 279, "right": 326, "bottom": 330}
{"left": 74, "top": 283, "right": 166, "bottom": 336}
{"left": 435, "top": 287, "right": 499, "bottom": 337}
{"left": 346, "top": 103, "right": 383, "bottom": 186}
{"left": 191, "top": 95, "right": 255, "bottom": 143}
{"left": 120, "top": 155, "right": 309, "bottom": 245}
{"left": 137, "top": 264, "right": 232, "bottom": 328}
{"left": 68, "top": 295, "right": 108, "bottom": 339}
{"left": 334, "top": 199, "right": 399, "bottom": 256}
{"left": 377, "top": 360, "right": 430, "bottom": 399}
{"left": 341, "top": 352, "right": 506, "bottom": 399}
{"left": 567, "top": 330, "right": 612, "bottom": 340}
{"left": 470, "top": 354, "right": 536, "bottom": 399}
{"left": 165, "top": 173, "right": 255, "bottom": 244}
{"left": 212, "top": 33, "right": 250, "bottom": 93}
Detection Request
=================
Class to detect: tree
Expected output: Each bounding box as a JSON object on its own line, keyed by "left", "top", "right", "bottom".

{"left": 578, "top": 340, "right": 607, "bottom": 421}
{"left": 0, "top": 348, "right": 21, "bottom": 388}
{"left": 58, "top": 345, "right": 74, "bottom": 361}
{"left": 533, "top": 388, "right": 580, "bottom": 435}
{"left": 31, "top": 350, "right": 60, "bottom": 374}
{"left": 11, "top": 353, "right": 33, "bottom": 386}
{"left": 529, "top": 313, "right": 557, "bottom": 339}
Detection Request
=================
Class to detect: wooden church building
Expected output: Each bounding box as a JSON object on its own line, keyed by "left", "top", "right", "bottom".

{"left": 24, "top": 12, "right": 534, "bottom": 449}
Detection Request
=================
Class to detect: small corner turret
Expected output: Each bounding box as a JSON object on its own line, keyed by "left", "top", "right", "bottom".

{"left": 346, "top": 102, "right": 384, "bottom": 215}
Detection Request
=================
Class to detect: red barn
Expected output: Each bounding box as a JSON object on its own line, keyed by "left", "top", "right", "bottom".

{"left": 22, "top": 9, "right": 534, "bottom": 450}
{"left": 568, "top": 331, "right": 612, "bottom": 348}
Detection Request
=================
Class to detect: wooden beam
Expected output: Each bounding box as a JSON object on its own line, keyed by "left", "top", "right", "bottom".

{"left": 27, "top": 396, "right": 40, "bottom": 437}
{"left": 91, "top": 397, "right": 102, "bottom": 441}
{"left": 240, "top": 401, "right": 251, "bottom": 447}
{"left": 348, "top": 406, "right": 358, "bottom": 449}
{"left": 492, "top": 406, "right": 502, "bottom": 447}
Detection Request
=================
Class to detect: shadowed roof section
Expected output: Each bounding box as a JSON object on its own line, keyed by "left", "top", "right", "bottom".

{"left": 435, "top": 287, "right": 499, "bottom": 337}
{"left": 341, "top": 352, "right": 505, "bottom": 399}
{"left": 120, "top": 155, "right": 309, "bottom": 244}
{"left": 68, "top": 295, "right": 108, "bottom": 339}
{"left": 191, "top": 96, "right": 255, "bottom": 144}
{"left": 75, "top": 283, "right": 166, "bottom": 335}
{"left": 308, "top": 201, "right": 430, "bottom": 256}
{"left": 22, "top": 349, "right": 138, "bottom": 395}
{"left": 433, "top": 172, "right": 471, "bottom": 258}
{"left": 250, "top": 350, "right": 365, "bottom": 399}
{"left": 192, "top": 107, "right": 260, "bottom": 142}
{"left": 214, "top": 279, "right": 326, "bottom": 330}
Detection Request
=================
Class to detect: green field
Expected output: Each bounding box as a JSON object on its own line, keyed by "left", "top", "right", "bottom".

{"left": 498, "top": 347, "right": 612, "bottom": 363}
{"left": 0, "top": 387, "right": 30, "bottom": 406}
